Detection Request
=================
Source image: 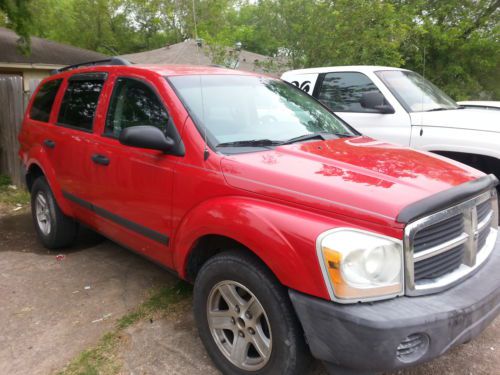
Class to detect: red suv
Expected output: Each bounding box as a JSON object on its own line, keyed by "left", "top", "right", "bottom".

{"left": 19, "top": 58, "right": 500, "bottom": 375}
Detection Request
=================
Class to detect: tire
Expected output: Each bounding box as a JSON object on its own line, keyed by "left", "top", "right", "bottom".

{"left": 31, "top": 177, "right": 77, "bottom": 249}
{"left": 193, "top": 251, "right": 311, "bottom": 375}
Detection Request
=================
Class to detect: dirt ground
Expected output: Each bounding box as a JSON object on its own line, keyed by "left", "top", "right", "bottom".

{"left": 0, "top": 209, "right": 498, "bottom": 375}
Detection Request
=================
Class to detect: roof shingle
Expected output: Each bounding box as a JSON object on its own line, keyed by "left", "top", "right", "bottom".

{"left": 121, "top": 39, "right": 273, "bottom": 74}
{"left": 0, "top": 27, "right": 106, "bottom": 66}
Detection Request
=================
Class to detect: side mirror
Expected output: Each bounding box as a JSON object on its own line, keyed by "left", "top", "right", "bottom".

{"left": 360, "top": 91, "right": 395, "bottom": 114}
{"left": 119, "top": 125, "right": 175, "bottom": 152}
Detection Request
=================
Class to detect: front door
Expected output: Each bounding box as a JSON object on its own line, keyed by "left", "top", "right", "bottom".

{"left": 313, "top": 71, "right": 411, "bottom": 146}
{"left": 89, "top": 76, "right": 177, "bottom": 265}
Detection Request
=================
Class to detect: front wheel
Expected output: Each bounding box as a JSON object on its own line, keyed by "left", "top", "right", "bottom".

{"left": 193, "top": 251, "right": 311, "bottom": 375}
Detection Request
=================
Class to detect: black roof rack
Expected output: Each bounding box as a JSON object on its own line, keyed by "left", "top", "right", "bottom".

{"left": 51, "top": 57, "right": 131, "bottom": 75}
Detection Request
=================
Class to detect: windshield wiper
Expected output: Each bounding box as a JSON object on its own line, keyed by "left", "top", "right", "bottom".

{"left": 281, "top": 133, "right": 326, "bottom": 145}
{"left": 216, "top": 139, "right": 283, "bottom": 148}
{"left": 425, "top": 106, "right": 462, "bottom": 112}
{"left": 216, "top": 132, "right": 352, "bottom": 148}
{"left": 282, "top": 132, "right": 352, "bottom": 145}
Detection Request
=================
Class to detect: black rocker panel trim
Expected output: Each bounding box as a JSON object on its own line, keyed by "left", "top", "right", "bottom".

{"left": 62, "top": 191, "right": 169, "bottom": 245}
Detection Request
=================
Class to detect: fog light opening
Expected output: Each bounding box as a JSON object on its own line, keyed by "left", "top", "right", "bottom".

{"left": 396, "top": 333, "right": 430, "bottom": 363}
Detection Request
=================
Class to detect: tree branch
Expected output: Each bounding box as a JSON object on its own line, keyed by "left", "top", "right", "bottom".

{"left": 462, "top": 0, "right": 500, "bottom": 38}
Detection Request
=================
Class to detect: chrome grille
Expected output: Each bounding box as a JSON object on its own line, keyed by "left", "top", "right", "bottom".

{"left": 404, "top": 189, "right": 498, "bottom": 295}
{"left": 414, "top": 244, "right": 465, "bottom": 280}
{"left": 477, "top": 199, "right": 495, "bottom": 253}
{"left": 477, "top": 200, "right": 492, "bottom": 222}
{"left": 477, "top": 226, "right": 490, "bottom": 252}
{"left": 413, "top": 214, "right": 464, "bottom": 253}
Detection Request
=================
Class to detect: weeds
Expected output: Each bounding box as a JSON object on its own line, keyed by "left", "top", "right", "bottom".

{"left": 0, "top": 174, "right": 30, "bottom": 206}
{"left": 57, "top": 281, "right": 192, "bottom": 375}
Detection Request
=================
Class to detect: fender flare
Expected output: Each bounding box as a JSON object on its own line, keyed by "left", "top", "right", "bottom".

{"left": 172, "top": 196, "right": 349, "bottom": 299}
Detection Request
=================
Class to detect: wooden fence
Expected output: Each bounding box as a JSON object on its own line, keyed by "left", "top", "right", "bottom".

{"left": 0, "top": 75, "right": 39, "bottom": 187}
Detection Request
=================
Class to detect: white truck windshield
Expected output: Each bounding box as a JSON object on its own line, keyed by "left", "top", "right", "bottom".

{"left": 376, "top": 70, "right": 459, "bottom": 113}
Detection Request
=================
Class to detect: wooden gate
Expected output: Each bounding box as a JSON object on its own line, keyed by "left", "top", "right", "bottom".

{"left": 0, "top": 75, "right": 27, "bottom": 186}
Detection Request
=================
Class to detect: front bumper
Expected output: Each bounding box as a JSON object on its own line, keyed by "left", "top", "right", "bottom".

{"left": 290, "top": 235, "right": 500, "bottom": 374}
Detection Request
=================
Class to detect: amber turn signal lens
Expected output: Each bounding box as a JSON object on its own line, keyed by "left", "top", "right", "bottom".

{"left": 318, "top": 229, "right": 403, "bottom": 302}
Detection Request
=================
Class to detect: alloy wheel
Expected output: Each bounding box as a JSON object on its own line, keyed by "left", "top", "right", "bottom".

{"left": 207, "top": 280, "right": 272, "bottom": 371}
{"left": 35, "top": 191, "right": 51, "bottom": 235}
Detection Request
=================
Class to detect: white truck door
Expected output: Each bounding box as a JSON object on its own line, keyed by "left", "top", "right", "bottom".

{"left": 313, "top": 71, "right": 412, "bottom": 146}
{"left": 281, "top": 73, "right": 319, "bottom": 96}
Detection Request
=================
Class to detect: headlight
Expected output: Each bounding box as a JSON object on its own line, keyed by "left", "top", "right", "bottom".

{"left": 317, "top": 228, "right": 404, "bottom": 303}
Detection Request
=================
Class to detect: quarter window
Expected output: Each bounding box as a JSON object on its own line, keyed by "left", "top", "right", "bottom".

{"left": 30, "top": 79, "right": 62, "bottom": 122}
{"left": 58, "top": 75, "right": 105, "bottom": 131}
{"left": 105, "top": 78, "right": 169, "bottom": 138}
{"left": 317, "top": 72, "right": 384, "bottom": 113}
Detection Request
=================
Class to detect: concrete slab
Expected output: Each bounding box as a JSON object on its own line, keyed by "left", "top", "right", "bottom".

{"left": 0, "top": 211, "right": 175, "bottom": 375}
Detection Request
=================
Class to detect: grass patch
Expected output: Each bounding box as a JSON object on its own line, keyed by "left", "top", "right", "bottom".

{"left": 0, "top": 174, "right": 30, "bottom": 206}
{"left": 57, "top": 281, "right": 192, "bottom": 375}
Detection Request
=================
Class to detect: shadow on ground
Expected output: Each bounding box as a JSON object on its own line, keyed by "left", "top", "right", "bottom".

{"left": 1, "top": 210, "right": 104, "bottom": 255}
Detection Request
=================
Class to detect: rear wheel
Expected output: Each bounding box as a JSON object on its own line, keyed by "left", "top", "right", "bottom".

{"left": 31, "top": 177, "right": 77, "bottom": 249}
{"left": 193, "top": 251, "right": 311, "bottom": 375}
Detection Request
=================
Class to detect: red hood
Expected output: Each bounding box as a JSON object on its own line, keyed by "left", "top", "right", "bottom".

{"left": 220, "top": 137, "right": 482, "bottom": 226}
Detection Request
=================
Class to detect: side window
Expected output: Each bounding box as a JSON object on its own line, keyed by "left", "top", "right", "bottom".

{"left": 105, "top": 77, "right": 169, "bottom": 138}
{"left": 317, "top": 72, "right": 384, "bottom": 113}
{"left": 57, "top": 75, "right": 105, "bottom": 131}
{"left": 30, "top": 79, "right": 62, "bottom": 122}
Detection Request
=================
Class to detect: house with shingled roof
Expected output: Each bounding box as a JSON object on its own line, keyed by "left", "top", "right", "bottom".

{"left": 120, "top": 39, "right": 284, "bottom": 76}
{"left": 0, "top": 27, "right": 106, "bottom": 92}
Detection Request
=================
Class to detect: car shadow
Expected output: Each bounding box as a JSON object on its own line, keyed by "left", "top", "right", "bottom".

{"left": 0, "top": 210, "right": 105, "bottom": 255}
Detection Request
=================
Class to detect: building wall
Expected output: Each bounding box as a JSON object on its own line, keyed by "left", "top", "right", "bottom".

{"left": 0, "top": 63, "right": 61, "bottom": 92}
{"left": 22, "top": 69, "right": 51, "bottom": 92}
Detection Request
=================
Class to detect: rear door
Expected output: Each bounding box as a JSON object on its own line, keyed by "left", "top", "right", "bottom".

{"left": 89, "top": 75, "right": 178, "bottom": 265}
{"left": 22, "top": 78, "right": 64, "bottom": 177}
{"left": 313, "top": 71, "right": 411, "bottom": 145}
{"left": 51, "top": 72, "right": 108, "bottom": 209}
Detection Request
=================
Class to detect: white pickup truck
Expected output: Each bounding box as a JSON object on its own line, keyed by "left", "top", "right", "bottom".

{"left": 281, "top": 66, "right": 500, "bottom": 183}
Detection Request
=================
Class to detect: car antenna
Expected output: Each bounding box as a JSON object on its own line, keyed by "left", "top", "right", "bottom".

{"left": 192, "top": 0, "right": 210, "bottom": 161}
{"left": 419, "top": 45, "right": 426, "bottom": 133}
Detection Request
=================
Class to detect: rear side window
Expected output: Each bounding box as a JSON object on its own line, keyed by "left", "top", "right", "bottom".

{"left": 105, "top": 77, "right": 169, "bottom": 138}
{"left": 58, "top": 74, "right": 106, "bottom": 131}
{"left": 30, "top": 79, "right": 62, "bottom": 122}
{"left": 317, "top": 72, "right": 383, "bottom": 113}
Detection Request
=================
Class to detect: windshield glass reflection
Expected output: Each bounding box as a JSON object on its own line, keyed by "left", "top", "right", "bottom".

{"left": 168, "top": 75, "right": 355, "bottom": 148}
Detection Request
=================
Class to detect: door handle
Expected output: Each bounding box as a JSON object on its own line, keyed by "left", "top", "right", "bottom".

{"left": 91, "top": 154, "right": 110, "bottom": 166}
{"left": 43, "top": 139, "right": 55, "bottom": 149}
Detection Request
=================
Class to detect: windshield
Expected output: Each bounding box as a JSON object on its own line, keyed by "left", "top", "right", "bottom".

{"left": 375, "top": 70, "right": 458, "bottom": 112}
{"left": 168, "top": 75, "right": 356, "bottom": 151}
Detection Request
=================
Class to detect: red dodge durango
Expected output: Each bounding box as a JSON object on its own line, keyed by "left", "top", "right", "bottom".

{"left": 19, "top": 58, "right": 500, "bottom": 375}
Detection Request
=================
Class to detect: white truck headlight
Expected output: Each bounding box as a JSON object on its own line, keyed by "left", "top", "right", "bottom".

{"left": 317, "top": 228, "right": 404, "bottom": 302}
